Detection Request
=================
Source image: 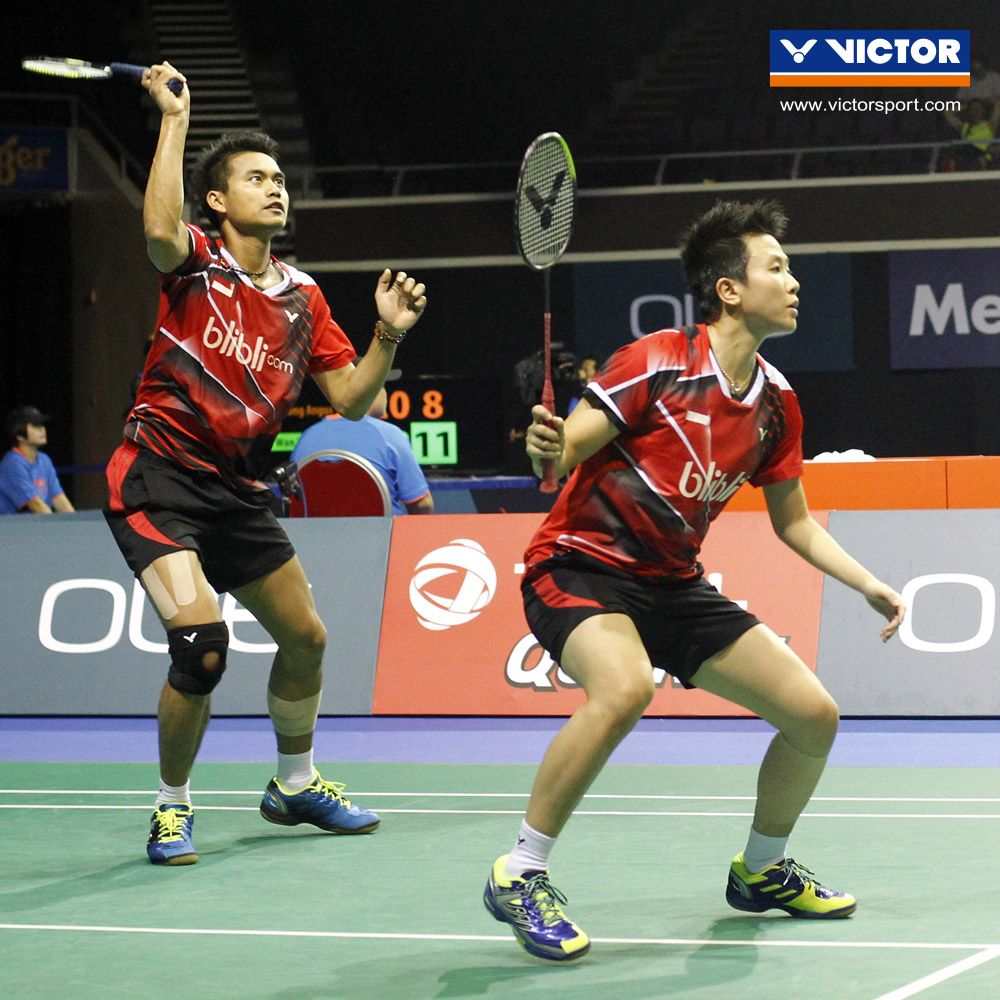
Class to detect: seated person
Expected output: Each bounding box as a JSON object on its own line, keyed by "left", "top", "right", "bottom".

{"left": 0, "top": 406, "right": 76, "bottom": 515}
{"left": 291, "top": 371, "right": 433, "bottom": 514}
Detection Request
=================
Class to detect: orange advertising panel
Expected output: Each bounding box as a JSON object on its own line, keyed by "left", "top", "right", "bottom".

{"left": 725, "top": 460, "right": 950, "bottom": 511}
{"left": 373, "top": 512, "right": 827, "bottom": 716}
{"left": 945, "top": 456, "right": 1000, "bottom": 509}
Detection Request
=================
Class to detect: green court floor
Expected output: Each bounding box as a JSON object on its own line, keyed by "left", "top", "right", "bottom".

{"left": 2, "top": 761, "right": 998, "bottom": 999}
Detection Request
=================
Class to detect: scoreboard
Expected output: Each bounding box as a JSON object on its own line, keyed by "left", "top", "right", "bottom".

{"left": 273, "top": 374, "right": 504, "bottom": 474}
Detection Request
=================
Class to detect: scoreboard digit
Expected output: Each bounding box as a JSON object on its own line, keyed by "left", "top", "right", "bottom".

{"left": 408, "top": 421, "right": 458, "bottom": 465}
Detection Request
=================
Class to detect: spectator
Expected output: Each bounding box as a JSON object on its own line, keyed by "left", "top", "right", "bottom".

{"left": 577, "top": 355, "right": 600, "bottom": 386}
{"left": 510, "top": 343, "right": 580, "bottom": 447}
{"left": 943, "top": 97, "right": 1000, "bottom": 170}
{"left": 568, "top": 355, "right": 602, "bottom": 414}
{"left": 290, "top": 370, "right": 433, "bottom": 514}
{"left": 0, "top": 406, "right": 76, "bottom": 514}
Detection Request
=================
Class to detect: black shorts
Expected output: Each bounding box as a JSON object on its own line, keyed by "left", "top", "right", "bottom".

{"left": 522, "top": 549, "right": 761, "bottom": 688}
{"left": 104, "top": 442, "right": 295, "bottom": 593}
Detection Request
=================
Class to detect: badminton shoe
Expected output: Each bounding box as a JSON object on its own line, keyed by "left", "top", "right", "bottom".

{"left": 726, "top": 853, "right": 857, "bottom": 918}
{"left": 147, "top": 803, "right": 198, "bottom": 866}
{"left": 259, "top": 772, "right": 380, "bottom": 834}
{"left": 483, "top": 855, "right": 590, "bottom": 960}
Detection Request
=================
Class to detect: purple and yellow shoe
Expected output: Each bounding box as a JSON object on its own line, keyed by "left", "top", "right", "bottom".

{"left": 484, "top": 855, "right": 590, "bottom": 960}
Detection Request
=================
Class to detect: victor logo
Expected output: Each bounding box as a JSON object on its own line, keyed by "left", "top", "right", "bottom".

{"left": 202, "top": 316, "right": 293, "bottom": 373}
{"left": 526, "top": 171, "right": 566, "bottom": 230}
{"left": 770, "top": 30, "right": 969, "bottom": 89}
{"left": 780, "top": 38, "right": 817, "bottom": 64}
{"left": 677, "top": 461, "right": 749, "bottom": 503}
{"left": 823, "top": 36, "right": 961, "bottom": 65}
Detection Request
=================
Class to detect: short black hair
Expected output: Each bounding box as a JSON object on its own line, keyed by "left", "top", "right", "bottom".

{"left": 189, "top": 131, "right": 281, "bottom": 230}
{"left": 679, "top": 199, "right": 789, "bottom": 321}
{"left": 5, "top": 406, "right": 48, "bottom": 447}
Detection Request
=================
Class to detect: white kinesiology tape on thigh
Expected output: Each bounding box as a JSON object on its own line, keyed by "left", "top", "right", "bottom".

{"left": 167, "top": 552, "right": 198, "bottom": 607}
{"left": 140, "top": 564, "right": 179, "bottom": 621}
{"left": 140, "top": 552, "right": 198, "bottom": 622}
{"left": 267, "top": 688, "right": 322, "bottom": 737}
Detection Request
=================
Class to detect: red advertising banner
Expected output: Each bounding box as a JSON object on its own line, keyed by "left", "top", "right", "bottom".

{"left": 373, "top": 511, "right": 827, "bottom": 716}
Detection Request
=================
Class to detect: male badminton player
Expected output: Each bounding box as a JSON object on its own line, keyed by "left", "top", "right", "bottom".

{"left": 104, "top": 62, "right": 426, "bottom": 865}
{"left": 484, "top": 199, "right": 904, "bottom": 959}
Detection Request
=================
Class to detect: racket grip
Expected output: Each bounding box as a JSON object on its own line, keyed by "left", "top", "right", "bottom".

{"left": 111, "top": 62, "right": 184, "bottom": 95}
{"left": 539, "top": 458, "right": 559, "bottom": 493}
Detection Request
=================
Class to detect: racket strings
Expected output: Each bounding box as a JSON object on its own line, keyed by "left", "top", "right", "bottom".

{"left": 22, "top": 58, "right": 109, "bottom": 80}
{"left": 517, "top": 137, "right": 576, "bottom": 268}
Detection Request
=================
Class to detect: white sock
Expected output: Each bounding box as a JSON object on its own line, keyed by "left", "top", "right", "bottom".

{"left": 743, "top": 828, "right": 788, "bottom": 874}
{"left": 155, "top": 779, "right": 191, "bottom": 807}
{"left": 277, "top": 751, "right": 315, "bottom": 793}
{"left": 505, "top": 820, "right": 556, "bottom": 878}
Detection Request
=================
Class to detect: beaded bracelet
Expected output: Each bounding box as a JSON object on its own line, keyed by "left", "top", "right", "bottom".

{"left": 374, "top": 320, "right": 406, "bottom": 344}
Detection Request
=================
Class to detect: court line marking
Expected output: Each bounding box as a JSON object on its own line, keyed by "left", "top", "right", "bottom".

{"left": 2, "top": 804, "right": 999, "bottom": 819}
{"left": 0, "top": 922, "right": 994, "bottom": 953}
{"left": 3, "top": 789, "right": 1000, "bottom": 803}
{"left": 873, "top": 944, "right": 1000, "bottom": 999}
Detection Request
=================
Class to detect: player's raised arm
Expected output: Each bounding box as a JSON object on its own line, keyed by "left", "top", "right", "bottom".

{"left": 313, "top": 269, "right": 427, "bottom": 420}
{"left": 142, "top": 62, "right": 191, "bottom": 273}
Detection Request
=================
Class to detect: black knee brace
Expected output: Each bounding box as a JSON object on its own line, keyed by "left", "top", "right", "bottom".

{"left": 166, "top": 622, "right": 230, "bottom": 696}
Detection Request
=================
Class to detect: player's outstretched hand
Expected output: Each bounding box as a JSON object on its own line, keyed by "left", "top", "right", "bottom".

{"left": 375, "top": 270, "right": 427, "bottom": 335}
{"left": 863, "top": 580, "right": 905, "bottom": 642}
{"left": 143, "top": 62, "right": 188, "bottom": 116}
{"left": 526, "top": 404, "right": 565, "bottom": 461}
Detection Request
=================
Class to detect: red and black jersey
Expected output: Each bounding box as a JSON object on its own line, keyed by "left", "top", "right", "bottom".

{"left": 525, "top": 325, "right": 804, "bottom": 578}
{"left": 125, "top": 225, "right": 354, "bottom": 488}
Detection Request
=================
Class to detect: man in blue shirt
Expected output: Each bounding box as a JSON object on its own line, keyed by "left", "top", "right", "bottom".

{"left": 0, "top": 406, "right": 76, "bottom": 514}
{"left": 291, "top": 372, "right": 433, "bottom": 515}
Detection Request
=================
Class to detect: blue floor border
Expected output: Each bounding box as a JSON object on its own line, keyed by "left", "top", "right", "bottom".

{"left": 1, "top": 716, "right": 997, "bottom": 766}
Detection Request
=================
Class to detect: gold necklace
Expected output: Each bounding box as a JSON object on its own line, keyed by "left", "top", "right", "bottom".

{"left": 715, "top": 355, "right": 754, "bottom": 395}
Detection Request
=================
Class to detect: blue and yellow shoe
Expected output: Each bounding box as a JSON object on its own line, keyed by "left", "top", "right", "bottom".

{"left": 147, "top": 803, "right": 198, "bottom": 866}
{"left": 483, "top": 855, "right": 590, "bottom": 961}
{"left": 259, "top": 772, "right": 379, "bottom": 834}
{"left": 726, "top": 852, "right": 857, "bottom": 918}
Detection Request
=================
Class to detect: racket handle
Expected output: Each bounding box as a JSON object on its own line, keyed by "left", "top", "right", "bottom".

{"left": 539, "top": 459, "right": 559, "bottom": 493}
{"left": 538, "top": 382, "right": 559, "bottom": 493}
{"left": 111, "top": 62, "right": 184, "bottom": 95}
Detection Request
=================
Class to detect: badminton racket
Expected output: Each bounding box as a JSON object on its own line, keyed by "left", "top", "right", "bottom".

{"left": 514, "top": 131, "right": 577, "bottom": 493}
{"left": 21, "top": 56, "right": 184, "bottom": 96}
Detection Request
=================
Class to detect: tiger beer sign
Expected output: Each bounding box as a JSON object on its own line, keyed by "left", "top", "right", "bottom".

{"left": 373, "top": 512, "right": 826, "bottom": 716}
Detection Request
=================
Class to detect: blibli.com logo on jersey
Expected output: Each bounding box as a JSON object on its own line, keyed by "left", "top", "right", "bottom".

{"left": 769, "top": 30, "right": 969, "bottom": 87}
{"left": 678, "top": 462, "right": 749, "bottom": 504}
{"left": 202, "top": 317, "right": 293, "bottom": 373}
